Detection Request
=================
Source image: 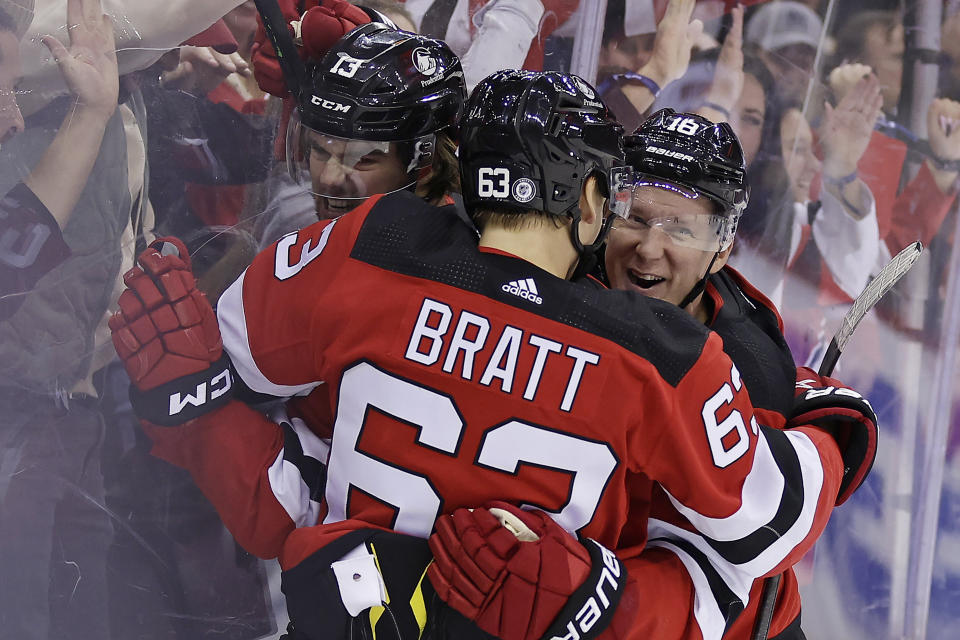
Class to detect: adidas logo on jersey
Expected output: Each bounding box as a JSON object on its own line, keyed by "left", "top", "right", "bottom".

{"left": 502, "top": 278, "right": 543, "bottom": 304}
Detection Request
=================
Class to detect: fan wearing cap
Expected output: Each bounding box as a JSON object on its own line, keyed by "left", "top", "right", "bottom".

{"left": 601, "top": 109, "right": 879, "bottom": 640}
{"left": 743, "top": 1, "right": 823, "bottom": 105}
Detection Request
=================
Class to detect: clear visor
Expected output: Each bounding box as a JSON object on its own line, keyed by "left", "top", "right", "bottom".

{"left": 286, "top": 110, "right": 435, "bottom": 202}
{"left": 609, "top": 177, "right": 738, "bottom": 252}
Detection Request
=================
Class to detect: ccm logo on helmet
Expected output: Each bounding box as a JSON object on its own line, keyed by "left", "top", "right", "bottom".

{"left": 646, "top": 145, "right": 694, "bottom": 163}
{"left": 310, "top": 96, "right": 352, "bottom": 113}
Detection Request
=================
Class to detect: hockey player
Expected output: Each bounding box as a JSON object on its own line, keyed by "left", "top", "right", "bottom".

{"left": 251, "top": 2, "right": 465, "bottom": 223}
{"left": 109, "top": 71, "right": 871, "bottom": 640}
{"left": 602, "top": 109, "right": 878, "bottom": 639}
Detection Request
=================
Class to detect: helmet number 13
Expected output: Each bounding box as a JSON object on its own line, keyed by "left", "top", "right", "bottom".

{"left": 331, "top": 53, "right": 363, "bottom": 78}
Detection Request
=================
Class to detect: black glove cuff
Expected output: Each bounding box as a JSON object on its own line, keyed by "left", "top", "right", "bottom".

{"left": 129, "top": 354, "right": 235, "bottom": 426}
{"left": 539, "top": 539, "right": 627, "bottom": 640}
{"left": 791, "top": 386, "right": 878, "bottom": 504}
{"left": 793, "top": 385, "right": 875, "bottom": 416}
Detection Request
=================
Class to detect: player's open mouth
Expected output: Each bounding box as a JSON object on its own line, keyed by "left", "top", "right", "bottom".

{"left": 628, "top": 270, "right": 666, "bottom": 290}
{"left": 324, "top": 198, "right": 358, "bottom": 214}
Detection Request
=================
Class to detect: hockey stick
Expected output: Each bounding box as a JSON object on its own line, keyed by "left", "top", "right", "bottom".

{"left": 817, "top": 241, "right": 924, "bottom": 377}
{"left": 252, "top": 0, "right": 308, "bottom": 99}
{"left": 750, "top": 240, "right": 923, "bottom": 640}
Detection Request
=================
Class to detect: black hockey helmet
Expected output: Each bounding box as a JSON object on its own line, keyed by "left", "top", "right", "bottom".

{"left": 295, "top": 22, "right": 464, "bottom": 140}
{"left": 623, "top": 108, "right": 749, "bottom": 250}
{"left": 459, "top": 70, "right": 631, "bottom": 222}
{"left": 286, "top": 22, "right": 466, "bottom": 203}
{"left": 618, "top": 109, "right": 750, "bottom": 308}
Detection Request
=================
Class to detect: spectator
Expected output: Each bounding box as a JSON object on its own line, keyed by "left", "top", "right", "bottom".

{"left": 598, "top": 0, "right": 705, "bottom": 132}
{"left": 831, "top": 10, "right": 902, "bottom": 116}
{"left": 144, "top": 16, "right": 276, "bottom": 236}
{"left": 744, "top": 0, "right": 824, "bottom": 106}
{"left": 16, "top": 0, "right": 247, "bottom": 115}
{"left": 827, "top": 60, "right": 960, "bottom": 271}
{"left": 0, "top": 0, "right": 120, "bottom": 320}
{"left": 408, "top": 0, "right": 577, "bottom": 88}
{"left": 0, "top": 1, "right": 123, "bottom": 639}
{"left": 733, "top": 77, "right": 884, "bottom": 308}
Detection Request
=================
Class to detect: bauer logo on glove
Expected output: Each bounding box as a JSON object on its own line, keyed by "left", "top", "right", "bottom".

{"left": 428, "top": 501, "right": 626, "bottom": 640}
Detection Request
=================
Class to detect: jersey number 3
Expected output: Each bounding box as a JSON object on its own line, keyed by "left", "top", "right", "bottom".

{"left": 323, "top": 362, "right": 618, "bottom": 536}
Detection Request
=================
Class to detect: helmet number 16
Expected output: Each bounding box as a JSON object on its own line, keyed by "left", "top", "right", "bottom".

{"left": 477, "top": 167, "right": 511, "bottom": 198}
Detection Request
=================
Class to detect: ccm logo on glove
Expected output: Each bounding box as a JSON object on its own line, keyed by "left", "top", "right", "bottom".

{"left": 168, "top": 363, "right": 232, "bottom": 416}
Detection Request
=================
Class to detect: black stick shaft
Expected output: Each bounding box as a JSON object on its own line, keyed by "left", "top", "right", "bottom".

{"left": 252, "top": 0, "right": 306, "bottom": 97}
{"left": 751, "top": 574, "right": 780, "bottom": 640}
{"left": 818, "top": 337, "right": 841, "bottom": 377}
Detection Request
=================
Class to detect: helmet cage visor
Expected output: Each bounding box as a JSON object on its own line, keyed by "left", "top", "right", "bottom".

{"left": 286, "top": 109, "right": 435, "bottom": 201}
{"left": 610, "top": 176, "right": 740, "bottom": 251}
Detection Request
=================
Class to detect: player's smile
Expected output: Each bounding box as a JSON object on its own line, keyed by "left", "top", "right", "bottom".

{"left": 326, "top": 197, "right": 360, "bottom": 214}
{"left": 626, "top": 268, "right": 666, "bottom": 291}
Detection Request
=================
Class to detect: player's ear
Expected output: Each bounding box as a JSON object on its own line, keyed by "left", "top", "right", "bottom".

{"left": 711, "top": 241, "right": 733, "bottom": 274}
{"left": 579, "top": 175, "right": 606, "bottom": 227}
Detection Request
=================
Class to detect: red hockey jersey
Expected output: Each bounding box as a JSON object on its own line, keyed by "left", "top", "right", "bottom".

{"left": 146, "top": 191, "right": 844, "bottom": 640}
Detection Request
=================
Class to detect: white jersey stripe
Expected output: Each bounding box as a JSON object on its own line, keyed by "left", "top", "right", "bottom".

{"left": 722, "top": 430, "right": 824, "bottom": 576}
{"left": 648, "top": 519, "right": 755, "bottom": 603}
{"left": 646, "top": 538, "right": 734, "bottom": 640}
{"left": 665, "top": 430, "right": 783, "bottom": 540}
{"left": 662, "top": 429, "right": 824, "bottom": 575}
{"left": 219, "top": 271, "right": 322, "bottom": 398}
{"left": 266, "top": 415, "right": 329, "bottom": 528}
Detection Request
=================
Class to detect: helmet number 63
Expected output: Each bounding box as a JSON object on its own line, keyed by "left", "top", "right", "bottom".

{"left": 477, "top": 167, "right": 510, "bottom": 198}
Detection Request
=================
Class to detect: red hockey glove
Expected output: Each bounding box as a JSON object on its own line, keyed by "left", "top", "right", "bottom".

{"left": 109, "top": 237, "right": 233, "bottom": 426}
{"left": 251, "top": 0, "right": 370, "bottom": 97}
{"left": 428, "top": 501, "right": 626, "bottom": 640}
{"left": 251, "top": 0, "right": 307, "bottom": 97}
{"left": 789, "top": 367, "right": 878, "bottom": 505}
{"left": 252, "top": 0, "right": 371, "bottom": 158}
{"left": 299, "top": 0, "right": 371, "bottom": 59}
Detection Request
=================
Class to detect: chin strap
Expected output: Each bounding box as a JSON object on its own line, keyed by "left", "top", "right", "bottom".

{"left": 679, "top": 250, "right": 720, "bottom": 310}
{"left": 568, "top": 202, "right": 615, "bottom": 281}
